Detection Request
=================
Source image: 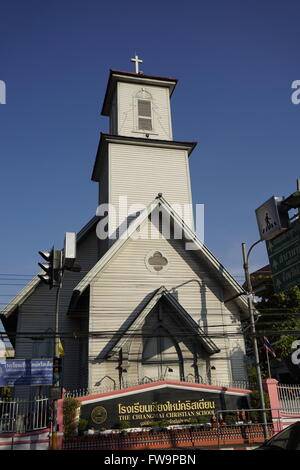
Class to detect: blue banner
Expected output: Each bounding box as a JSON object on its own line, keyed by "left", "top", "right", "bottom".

{"left": 0, "top": 359, "right": 53, "bottom": 386}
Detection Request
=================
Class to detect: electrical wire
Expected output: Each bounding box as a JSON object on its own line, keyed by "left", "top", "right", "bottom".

{"left": 0, "top": 328, "right": 299, "bottom": 340}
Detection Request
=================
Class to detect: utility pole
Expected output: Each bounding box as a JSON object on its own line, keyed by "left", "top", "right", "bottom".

{"left": 242, "top": 241, "right": 269, "bottom": 439}
{"left": 246, "top": 179, "right": 300, "bottom": 438}
{"left": 52, "top": 250, "right": 63, "bottom": 450}
{"left": 38, "top": 233, "right": 80, "bottom": 450}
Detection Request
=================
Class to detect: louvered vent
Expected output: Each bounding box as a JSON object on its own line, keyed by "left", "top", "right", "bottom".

{"left": 138, "top": 118, "right": 152, "bottom": 131}
{"left": 138, "top": 99, "right": 152, "bottom": 131}
{"left": 138, "top": 100, "right": 151, "bottom": 117}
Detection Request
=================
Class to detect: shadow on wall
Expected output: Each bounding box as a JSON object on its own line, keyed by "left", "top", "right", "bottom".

{"left": 230, "top": 345, "right": 248, "bottom": 383}
{"left": 93, "top": 290, "right": 163, "bottom": 363}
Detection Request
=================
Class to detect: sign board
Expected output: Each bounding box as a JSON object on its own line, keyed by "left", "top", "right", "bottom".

{"left": 79, "top": 384, "right": 250, "bottom": 430}
{"left": 255, "top": 196, "right": 289, "bottom": 241}
{"left": 0, "top": 359, "right": 53, "bottom": 387}
{"left": 266, "top": 220, "right": 300, "bottom": 292}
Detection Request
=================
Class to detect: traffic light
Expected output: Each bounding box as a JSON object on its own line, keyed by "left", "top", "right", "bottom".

{"left": 52, "top": 357, "right": 62, "bottom": 385}
{"left": 38, "top": 248, "right": 62, "bottom": 289}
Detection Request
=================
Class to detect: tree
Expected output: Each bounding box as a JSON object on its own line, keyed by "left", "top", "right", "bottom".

{"left": 0, "top": 387, "right": 12, "bottom": 399}
{"left": 63, "top": 397, "right": 82, "bottom": 438}
{"left": 252, "top": 285, "right": 300, "bottom": 381}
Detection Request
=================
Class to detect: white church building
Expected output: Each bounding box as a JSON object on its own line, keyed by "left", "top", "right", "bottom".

{"left": 1, "top": 60, "right": 251, "bottom": 415}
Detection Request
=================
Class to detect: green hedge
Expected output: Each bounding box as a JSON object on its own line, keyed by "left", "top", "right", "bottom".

{"left": 63, "top": 398, "right": 81, "bottom": 438}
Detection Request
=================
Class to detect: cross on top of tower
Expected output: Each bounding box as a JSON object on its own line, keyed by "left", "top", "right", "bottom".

{"left": 130, "top": 54, "right": 143, "bottom": 74}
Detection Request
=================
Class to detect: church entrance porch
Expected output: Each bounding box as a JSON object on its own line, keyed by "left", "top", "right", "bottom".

{"left": 97, "top": 288, "right": 221, "bottom": 390}
{"left": 140, "top": 326, "right": 183, "bottom": 383}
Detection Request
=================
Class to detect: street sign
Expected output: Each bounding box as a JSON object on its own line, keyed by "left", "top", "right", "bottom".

{"left": 0, "top": 359, "right": 53, "bottom": 387}
{"left": 266, "top": 220, "right": 300, "bottom": 292}
{"left": 271, "top": 264, "right": 300, "bottom": 293}
{"left": 256, "top": 196, "right": 289, "bottom": 241}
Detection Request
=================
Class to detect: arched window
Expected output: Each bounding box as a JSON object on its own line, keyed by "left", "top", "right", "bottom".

{"left": 134, "top": 89, "right": 153, "bottom": 132}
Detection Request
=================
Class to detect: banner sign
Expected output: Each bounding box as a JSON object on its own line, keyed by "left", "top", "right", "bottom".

{"left": 0, "top": 359, "right": 53, "bottom": 386}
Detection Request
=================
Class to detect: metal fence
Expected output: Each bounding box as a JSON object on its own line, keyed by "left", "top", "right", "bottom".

{"left": 62, "top": 422, "right": 275, "bottom": 451}
{"left": 278, "top": 384, "right": 300, "bottom": 414}
{"left": 62, "top": 406, "right": 278, "bottom": 450}
{"left": 0, "top": 396, "right": 49, "bottom": 433}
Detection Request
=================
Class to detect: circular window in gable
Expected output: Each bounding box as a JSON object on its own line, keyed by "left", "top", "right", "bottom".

{"left": 145, "top": 250, "right": 169, "bottom": 274}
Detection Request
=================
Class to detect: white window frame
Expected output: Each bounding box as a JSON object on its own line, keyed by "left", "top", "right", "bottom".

{"left": 132, "top": 89, "right": 158, "bottom": 136}
{"left": 137, "top": 99, "right": 153, "bottom": 131}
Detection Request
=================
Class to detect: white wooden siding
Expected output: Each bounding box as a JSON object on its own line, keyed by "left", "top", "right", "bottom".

{"left": 224, "top": 301, "right": 248, "bottom": 381}
{"left": 108, "top": 143, "right": 194, "bottom": 231}
{"left": 89, "top": 218, "right": 246, "bottom": 388}
{"left": 14, "top": 228, "right": 99, "bottom": 394}
{"left": 117, "top": 82, "right": 172, "bottom": 140}
{"left": 109, "top": 90, "right": 117, "bottom": 135}
{"left": 98, "top": 151, "right": 108, "bottom": 206}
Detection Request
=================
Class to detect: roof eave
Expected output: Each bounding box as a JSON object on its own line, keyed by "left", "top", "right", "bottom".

{"left": 101, "top": 69, "right": 178, "bottom": 116}
{"left": 100, "top": 286, "right": 220, "bottom": 358}
{"left": 91, "top": 133, "right": 197, "bottom": 182}
{"left": 0, "top": 216, "right": 100, "bottom": 318}
{"left": 73, "top": 195, "right": 248, "bottom": 317}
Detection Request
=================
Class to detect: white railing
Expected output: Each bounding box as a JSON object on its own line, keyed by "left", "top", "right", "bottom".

{"left": 0, "top": 396, "right": 49, "bottom": 433}
{"left": 278, "top": 383, "right": 300, "bottom": 415}
{"left": 65, "top": 376, "right": 252, "bottom": 399}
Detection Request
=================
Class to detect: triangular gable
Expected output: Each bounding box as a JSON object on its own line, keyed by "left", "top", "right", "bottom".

{"left": 72, "top": 195, "right": 248, "bottom": 316}
{"left": 101, "top": 286, "right": 220, "bottom": 359}
{"left": 160, "top": 289, "right": 220, "bottom": 354}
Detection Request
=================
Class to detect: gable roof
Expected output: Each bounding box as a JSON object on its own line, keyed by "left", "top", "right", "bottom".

{"left": 72, "top": 195, "right": 249, "bottom": 316}
{"left": 102, "top": 286, "right": 220, "bottom": 358}
{"left": 2, "top": 196, "right": 250, "bottom": 322}
{"left": 0, "top": 216, "right": 99, "bottom": 319}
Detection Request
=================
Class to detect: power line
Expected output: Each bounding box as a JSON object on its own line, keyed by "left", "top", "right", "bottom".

{"left": 0, "top": 328, "right": 299, "bottom": 340}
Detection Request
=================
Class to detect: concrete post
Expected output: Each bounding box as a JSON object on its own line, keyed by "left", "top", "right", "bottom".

{"left": 263, "top": 378, "right": 282, "bottom": 432}
{"left": 55, "top": 393, "right": 65, "bottom": 450}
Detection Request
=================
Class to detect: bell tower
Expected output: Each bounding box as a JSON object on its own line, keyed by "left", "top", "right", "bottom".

{"left": 92, "top": 58, "right": 197, "bottom": 251}
{"left": 101, "top": 58, "right": 177, "bottom": 141}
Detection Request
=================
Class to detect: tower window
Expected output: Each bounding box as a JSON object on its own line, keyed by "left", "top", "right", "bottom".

{"left": 137, "top": 99, "right": 152, "bottom": 131}
{"left": 138, "top": 117, "right": 152, "bottom": 131}
{"left": 138, "top": 99, "right": 151, "bottom": 117}
{"left": 134, "top": 89, "right": 155, "bottom": 134}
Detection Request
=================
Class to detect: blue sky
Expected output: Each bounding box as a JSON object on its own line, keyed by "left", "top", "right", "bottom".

{"left": 0, "top": 0, "right": 299, "bottom": 317}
